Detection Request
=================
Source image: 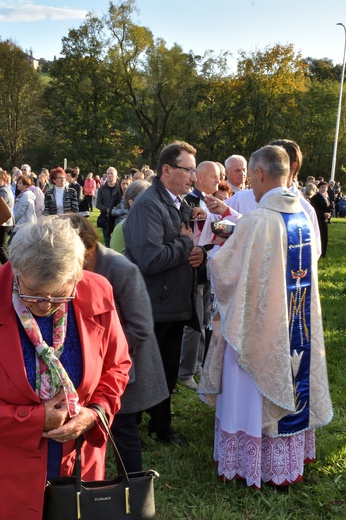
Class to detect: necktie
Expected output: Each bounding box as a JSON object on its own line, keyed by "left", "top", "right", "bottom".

{"left": 174, "top": 196, "right": 182, "bottom": 209}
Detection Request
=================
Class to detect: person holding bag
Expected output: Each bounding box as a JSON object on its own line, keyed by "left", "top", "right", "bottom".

{"left": 0, "top": 216, "right": 131, "bottom": 520}
{"left": 43, "top": 404, "right": 159, "bottom": 520}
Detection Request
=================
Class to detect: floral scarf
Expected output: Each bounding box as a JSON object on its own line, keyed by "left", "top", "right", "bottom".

{"left": 12, "top": 280, "right": 80, "bottom": 417}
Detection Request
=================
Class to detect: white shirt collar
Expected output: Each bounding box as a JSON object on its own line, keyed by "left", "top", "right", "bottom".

{"left": 165, "top": 188, "right": 177, "bottom": 201}
{"left": 165, "top": 188, "right": 182, "bottom": 208}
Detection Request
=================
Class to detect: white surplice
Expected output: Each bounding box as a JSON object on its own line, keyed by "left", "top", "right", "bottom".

{"left": 199, "top": 190, "right": 333, "bottom": 488}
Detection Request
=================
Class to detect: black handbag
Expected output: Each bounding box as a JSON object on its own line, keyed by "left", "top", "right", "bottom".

{"left": 43, "top": 406, "right": 159, "bottom": 520}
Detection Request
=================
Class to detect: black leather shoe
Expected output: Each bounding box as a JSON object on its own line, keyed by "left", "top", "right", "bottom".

{"left": 156, "top": 431, "right": 187, "bottom": 446}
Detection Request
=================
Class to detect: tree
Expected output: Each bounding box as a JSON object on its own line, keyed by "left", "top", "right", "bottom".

{"left": 44, "top": 15, "right": 141, "bottom": 173}
{"left": 170, "top": 50, "right": 235, "bottom": 162}
{"left": 227, "top": 44, "right": 309, "bottom": 157}
{"left": 105, "top": 0, "right": 198, "bottom": 165}
{"left": 0, "top": 39, "right": 44, "bottom": 168}
{"left": 304, "top": 57, "right": 342, "bottom": 82}
{"left": 296, "top": 79, "right": 343, "bottom": 178}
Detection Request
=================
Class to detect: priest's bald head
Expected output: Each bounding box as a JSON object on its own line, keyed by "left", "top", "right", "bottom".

{"left": 248, "top": 145, "right": 290, "bottom": 202}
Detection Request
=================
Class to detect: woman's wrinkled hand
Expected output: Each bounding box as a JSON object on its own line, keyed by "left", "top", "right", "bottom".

{"left": 43, "top": 389, "right": 69, "bottom": 432}
{"left": 42, "top": 406, "right": 96, "bottom": 443}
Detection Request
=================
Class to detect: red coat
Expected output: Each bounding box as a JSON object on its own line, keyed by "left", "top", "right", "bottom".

{"left": 0, "top": 262, "right": 131, "bottom": 520}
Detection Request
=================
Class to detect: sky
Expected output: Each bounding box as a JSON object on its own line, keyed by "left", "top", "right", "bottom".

{"left": 1, "top": 0, "right": 346, "bottom": 72}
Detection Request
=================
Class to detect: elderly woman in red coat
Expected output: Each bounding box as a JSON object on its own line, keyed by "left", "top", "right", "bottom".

{"left": 0, "top": 216, "right": 131, "bottom": 520}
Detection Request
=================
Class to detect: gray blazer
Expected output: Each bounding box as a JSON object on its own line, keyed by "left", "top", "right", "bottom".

{"left": 94, "top": 243, "right": 169, "bottom": 414}
{"left": 13, "top": 189, "right": 37, "bottom": 228}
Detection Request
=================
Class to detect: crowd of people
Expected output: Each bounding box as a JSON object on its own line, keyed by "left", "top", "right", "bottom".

{"left": 0, "top": 142, "right": 336, "bottom": 517}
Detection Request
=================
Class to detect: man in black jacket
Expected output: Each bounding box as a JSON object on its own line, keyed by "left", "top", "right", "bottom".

{"left": 96, "top": 167, "right": 119, "bottom": 246}
{"left": 123, "top": 141, "right": 206, "bottom": 444}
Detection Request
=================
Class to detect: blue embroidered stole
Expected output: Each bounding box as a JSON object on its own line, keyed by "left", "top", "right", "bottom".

{"left": 278, "top": 211, "right": 312, "bottom": 434}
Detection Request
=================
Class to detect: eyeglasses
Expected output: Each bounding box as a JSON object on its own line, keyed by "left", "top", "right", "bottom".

{"left": 17, "top": 277, "right": 77, "bottom": 305}
{"left": 171, "top": 164, "right": 197, "bottom": 175}
{"left": 55, "top": 177, "right": 65, "bottom": 181}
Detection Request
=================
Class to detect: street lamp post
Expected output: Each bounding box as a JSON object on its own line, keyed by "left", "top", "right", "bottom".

{"left": 331, "top": 22, "right": 346, "bottom": 181}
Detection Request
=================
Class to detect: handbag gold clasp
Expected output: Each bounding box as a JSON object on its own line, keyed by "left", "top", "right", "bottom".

{"left": 125, "top": 487, "right": 130, "bottom": 514}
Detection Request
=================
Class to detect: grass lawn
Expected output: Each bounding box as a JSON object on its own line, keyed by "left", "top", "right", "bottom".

{"left": 89, "top": 210, "right": 346, "bottom": 519}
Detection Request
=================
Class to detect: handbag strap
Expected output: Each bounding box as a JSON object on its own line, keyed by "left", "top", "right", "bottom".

{"left": 87, "top": 404, "right": 130, "bottom": 485}
{"left": 72, "top": 406, "right": 130, "bottom": 520}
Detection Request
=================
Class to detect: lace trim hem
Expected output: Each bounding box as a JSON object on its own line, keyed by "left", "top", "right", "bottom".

{"left": 214, "top": 418, "right": 316, "bottom": 488}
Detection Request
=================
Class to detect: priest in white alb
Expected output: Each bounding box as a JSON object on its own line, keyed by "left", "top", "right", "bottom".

{"left": 199, "top": 145, "right": 333, "bottom": 489}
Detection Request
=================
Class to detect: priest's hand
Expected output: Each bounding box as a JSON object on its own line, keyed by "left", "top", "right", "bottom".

{"left": 204, "top": 195, "right": 228, "bottom": 215}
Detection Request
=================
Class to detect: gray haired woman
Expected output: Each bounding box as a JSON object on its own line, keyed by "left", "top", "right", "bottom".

{"left": 0, "top": 216, "right": 131, "bottom": 519}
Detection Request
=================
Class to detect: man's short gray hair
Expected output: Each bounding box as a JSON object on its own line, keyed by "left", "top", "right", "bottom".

{"left": 224, "top": 155, "right": 247, "bottom": 170}
{"left": 249, "top": 145, "right": 289, "bottom": 179}
{"left": 9, "top": 216, "right": 85, "bottom": 288}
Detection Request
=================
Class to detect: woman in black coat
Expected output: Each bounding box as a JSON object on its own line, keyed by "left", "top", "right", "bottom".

{"left": 310, "top": 181, "right": 332, "bottom": 258}
{"left": 44, "top": 167, "right": 79, "bottom": 215}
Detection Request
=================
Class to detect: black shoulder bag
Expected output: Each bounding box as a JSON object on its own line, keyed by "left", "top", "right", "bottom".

{"left": 43, "top": 405, "right": 159, "bottom": 520}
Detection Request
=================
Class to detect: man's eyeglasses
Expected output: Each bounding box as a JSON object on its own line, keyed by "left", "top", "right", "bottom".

{"left": 171, "top": 164, "right": 197, "bottom": 175}
{"left": 17, "top": 277, "right": 77, "bottom": 305}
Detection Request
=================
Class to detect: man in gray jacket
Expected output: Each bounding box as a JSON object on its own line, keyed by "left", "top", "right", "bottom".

{"left": 123, "top": 141, "right": 206, "bottom": 444}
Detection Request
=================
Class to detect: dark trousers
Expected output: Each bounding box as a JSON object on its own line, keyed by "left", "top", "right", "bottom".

{"left": 147, "top": 321, "right": 185, "bottom": 437}
{"left": 318, "top": 220, "right": 328, "bottom": 258}
{"left": 84, "top": 195, "right": 93, "bottom": 211}
{"left": 0, "top": 226, "right": 12, "bottom": 264}
{"left": 101, "top": 224, "right": 110, "bottom": 247}
{"left": 111, "top": 412, "right": 142, "bottom": 473}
